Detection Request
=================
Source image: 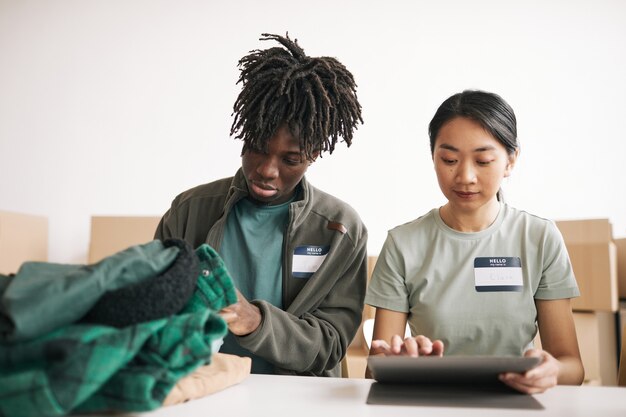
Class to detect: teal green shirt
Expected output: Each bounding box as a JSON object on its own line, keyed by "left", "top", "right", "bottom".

{"left": 219, "top": 196, "right": 293, "bottom": 373}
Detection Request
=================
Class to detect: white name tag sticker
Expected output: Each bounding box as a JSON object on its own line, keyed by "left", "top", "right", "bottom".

{"left": 292, "top": 245, "right": 330, "bottom": 279}
{"left": 474, "top": 257, "right": 523, "bottom": 292}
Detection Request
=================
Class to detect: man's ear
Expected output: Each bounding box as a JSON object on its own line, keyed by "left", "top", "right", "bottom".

{"left": 504, "top": 148, "right": 520, "bottom": 177}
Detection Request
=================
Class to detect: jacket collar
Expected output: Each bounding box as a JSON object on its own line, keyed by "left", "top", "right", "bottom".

{"left": 227, "top": 168, "right": 314, "bottom": 232}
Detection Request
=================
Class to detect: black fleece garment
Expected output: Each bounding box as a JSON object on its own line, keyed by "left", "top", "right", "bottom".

{"left": 80, "top": 239, "right": 198, "bottom": 327}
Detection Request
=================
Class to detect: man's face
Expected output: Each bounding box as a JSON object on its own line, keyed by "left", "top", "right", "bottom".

{"left": 241, "top": 125, "right": 315, "bottom": 205}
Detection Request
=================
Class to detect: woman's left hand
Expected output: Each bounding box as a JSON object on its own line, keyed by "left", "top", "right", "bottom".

{"left": 499, "top": 348, "right": 559, "bottom": 394}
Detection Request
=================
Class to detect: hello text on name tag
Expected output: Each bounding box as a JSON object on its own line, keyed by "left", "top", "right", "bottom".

{"left": 474, "top": 257, "right": 523, "bottom": 292}
{"left": 292, "top": 245, "right": 330, "bottom": 279}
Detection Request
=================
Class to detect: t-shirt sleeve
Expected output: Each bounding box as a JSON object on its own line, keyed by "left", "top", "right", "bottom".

{"left": 534, "top": 221, "right": 580, "bottom": 300}
{"left": 364, "top": 232, "right": 410, "bottom": 312}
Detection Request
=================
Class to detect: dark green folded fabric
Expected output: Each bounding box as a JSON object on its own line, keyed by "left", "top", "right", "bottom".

{"left": 0, "top": 310, "right": 226, "bottom": 416}
{"left": 0, "top": 240, "right": 179, "bottom": 342}
{"left": 0, "top": 243, "right": 236, "bottom": 417}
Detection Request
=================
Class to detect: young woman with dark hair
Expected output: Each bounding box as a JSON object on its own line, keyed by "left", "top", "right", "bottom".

{"left": 365, "top": 90, "right": 584, "bottom": 393}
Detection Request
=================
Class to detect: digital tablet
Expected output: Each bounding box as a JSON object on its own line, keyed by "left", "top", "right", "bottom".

{"left": 367, "top": 355, "right": 542, "bottom": 384}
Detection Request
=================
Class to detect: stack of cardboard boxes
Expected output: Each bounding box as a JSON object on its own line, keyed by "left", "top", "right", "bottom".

{"left": 555, "top": 219, "right": 621, "bottom": 386}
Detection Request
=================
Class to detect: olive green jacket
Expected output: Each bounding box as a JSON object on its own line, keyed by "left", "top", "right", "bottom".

{"left": 155, "top": 169, "right": 368, "bottom": 376}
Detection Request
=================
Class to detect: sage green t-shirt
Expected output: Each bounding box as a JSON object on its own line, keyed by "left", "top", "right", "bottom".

{"left": 365, "top": 203, "right": 579, "bottom": 356}
{"left": 219, "top": 196, "right": 292, "bottom": 373}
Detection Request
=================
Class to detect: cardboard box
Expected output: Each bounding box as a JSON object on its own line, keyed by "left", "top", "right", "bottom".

{"left": 619, "top": 322, "right": 625, "bottom": 387}
{"left": 615, "top": 238, "right": 626, "bottom": 299}
{"left": 536, "top": 310, "right": 618, "bottom": 386}
{"left": 343, "top": 255, "right": 378, "bottom": 378}
{"left": 364, "top": 255, "right": 378, "bottom": 321}
{"left": 617, "top": 300, "right": 626, "bottom": 339}
{"left": 88, "top": 216, "right": 161, "bottom": 264}
{"left": 555, "top": 219, "right": 618, "bottom": 312}
{"left": 619, "top": 300, "right": 626, "bottom": 386}
{"left": 573, "top": 311, "right": 617, "bottom": 386}
{"left": 0, "top": 210, "right": 48, "bottom": 274}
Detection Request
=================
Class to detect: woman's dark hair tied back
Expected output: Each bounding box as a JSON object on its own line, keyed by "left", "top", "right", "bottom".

{"left": 428, "top": 90, "right": 518, "bottom": 156}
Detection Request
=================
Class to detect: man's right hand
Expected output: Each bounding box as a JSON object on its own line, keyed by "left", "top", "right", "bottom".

{"left": 218, "top": 289, "right": 262, "bottom": 336}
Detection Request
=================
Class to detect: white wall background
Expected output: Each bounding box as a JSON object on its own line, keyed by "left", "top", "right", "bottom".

{"left": 1, "top": 0, "right": 625, "bottom": 264}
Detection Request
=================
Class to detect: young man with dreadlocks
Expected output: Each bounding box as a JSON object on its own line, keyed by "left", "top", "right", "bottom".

{"left": 155, "top": 33, "right": 366, "bottom": 377}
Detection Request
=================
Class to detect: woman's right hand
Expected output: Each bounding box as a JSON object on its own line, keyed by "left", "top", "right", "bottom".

{"left": 371, "top": 334, "right": 445, "bottom": 357}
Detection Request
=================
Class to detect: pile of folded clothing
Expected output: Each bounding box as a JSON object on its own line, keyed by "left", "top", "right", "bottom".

{"left": 0, "top": 239, "right": 251, "bottom": 417}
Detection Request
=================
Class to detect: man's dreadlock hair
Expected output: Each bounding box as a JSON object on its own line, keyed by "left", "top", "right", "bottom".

{"left": 230, "top": 33, "right": 363, "bottom": 161}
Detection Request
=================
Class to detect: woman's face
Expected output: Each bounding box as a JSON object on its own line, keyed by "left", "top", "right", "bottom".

{"left": 433, "top": 116, "right": 517, "bottom": 214}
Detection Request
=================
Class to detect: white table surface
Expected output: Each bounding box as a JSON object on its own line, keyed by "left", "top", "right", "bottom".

{"left": 98, "top": 374, "right": 626, "bottom": 417}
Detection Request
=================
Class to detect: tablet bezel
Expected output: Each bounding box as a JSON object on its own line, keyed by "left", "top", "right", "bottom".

{"left": 367, "top": 355, "right": 542, "bottom": 384}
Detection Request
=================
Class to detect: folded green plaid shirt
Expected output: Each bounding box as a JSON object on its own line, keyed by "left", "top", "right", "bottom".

{"left": 0, "top": 243, "right": 237, "bottom": 417}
